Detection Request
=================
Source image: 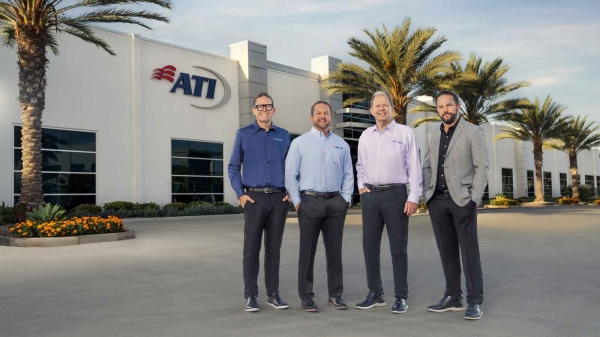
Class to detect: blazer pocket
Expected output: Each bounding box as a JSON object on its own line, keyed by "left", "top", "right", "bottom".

{"left": 461, "top": 178, "right": 473, "bottom": 185}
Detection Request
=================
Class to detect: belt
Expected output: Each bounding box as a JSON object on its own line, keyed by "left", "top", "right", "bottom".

{"left": 436, "top": 189, "right": 452, "bottom": 196}
{"left": 365, "top": 183, "right": 405, "bottom": 192}
{"left": 301, "top": 191, "right": 340, "bottom": 199}
{"left": 246, "top": 187, "right": 286, "bottom": 194}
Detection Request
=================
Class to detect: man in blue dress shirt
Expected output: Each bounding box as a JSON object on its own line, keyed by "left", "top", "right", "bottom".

{"left": 285, "top": 101, "right": 354, "bottom": 312}
{"left": 228, "top": 92, "right": 291, "bottom": 312}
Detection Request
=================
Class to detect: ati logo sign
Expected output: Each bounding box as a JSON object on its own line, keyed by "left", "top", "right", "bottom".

{"left": 151, "top": 65, "right": 231, "bottom": 109}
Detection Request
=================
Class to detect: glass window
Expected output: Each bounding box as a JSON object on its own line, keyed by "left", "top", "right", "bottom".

{"left": 172, "top": 139, "right": 223, "bottom": 203}
{"left": 289, "top": 134, "right": 300, "bottom": 142}
{"left": 14, "top": 150, "right": 96, "bottom": 173}
{"left": 559, "top": 173, "right": 567, "bottom": 196}
{"left": 527, "top": 170, "right": 535, "bottom": 197}
{"left": 543, "top": 172, "right": 552, "bottom": 196}
{"left": 584, "top": 175, "right": 594, "bottom": 188}
{"left": 501, "top": 168, "right": 514, "bottom": 199}
{"left": 483, "top": 183, "right": 489, "bottom": 200}
{"left": 13, "top": 126, "right": 96, "bottom": 209}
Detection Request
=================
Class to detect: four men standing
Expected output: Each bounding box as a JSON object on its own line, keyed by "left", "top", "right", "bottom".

{"left": 228, "top": 90, "right": 488, "bottom": 319}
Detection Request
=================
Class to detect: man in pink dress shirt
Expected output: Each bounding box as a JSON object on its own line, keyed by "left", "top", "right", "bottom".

{"left": 354, "top": 91, "right": 422, "bottom": 314}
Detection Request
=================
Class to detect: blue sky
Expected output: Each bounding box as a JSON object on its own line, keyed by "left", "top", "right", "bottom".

{"left": 97, "top": 0, "right": 600, "bottom": 123}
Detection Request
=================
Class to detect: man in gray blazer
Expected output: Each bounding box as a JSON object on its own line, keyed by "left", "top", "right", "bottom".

{"left": 422, "top": 90, "right": 489, "bottom": 320}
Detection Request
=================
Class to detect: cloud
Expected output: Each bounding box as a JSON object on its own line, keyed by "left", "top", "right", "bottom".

{"left": 206, "top": 0, "right": 403, "bottom": 18}
{"left": 529, "top": 67, "right": 584, "bottom": 87}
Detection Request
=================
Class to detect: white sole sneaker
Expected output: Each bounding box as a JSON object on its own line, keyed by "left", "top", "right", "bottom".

{"left": 267, "top": 302, "right": 289, "bottom": 309}
{"left": 245, "top": 307, "right": 260, "bottom": 312}
{"left": 355, "top": 302, "right": 387, "bottom": 309}
{"left": 428, "top": 306, "right": 465, "bottom": 313}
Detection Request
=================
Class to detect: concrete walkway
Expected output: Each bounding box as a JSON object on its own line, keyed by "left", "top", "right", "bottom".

{"left": 1, "top": 207, "right": 599, "bottom": 337}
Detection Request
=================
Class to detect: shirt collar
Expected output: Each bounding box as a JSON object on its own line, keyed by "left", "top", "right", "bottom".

{"left": 440, "top": 116, "right": 460, "bottom": 132}
{"left": 372, "top": 119, "right": 397, "bottom": 133}
{"left": 252, "top": 121, "right": 278, "bottom": 133}
{"left": 311, "top": 127, "right": 332, "bottom": 138}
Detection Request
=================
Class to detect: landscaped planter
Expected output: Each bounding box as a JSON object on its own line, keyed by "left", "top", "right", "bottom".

{"left": 0, "top": 229, "right": 135, "bottom": 247}
{"left": 484, "top": 205, "right": 520, "bottom": 209}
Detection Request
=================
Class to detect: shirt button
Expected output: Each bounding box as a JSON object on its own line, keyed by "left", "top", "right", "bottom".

{"left": 442, "top": 175, "right": 444, "bottom": 177}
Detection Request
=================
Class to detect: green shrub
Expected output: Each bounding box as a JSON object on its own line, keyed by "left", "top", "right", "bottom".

{"left": 1, "top": 202, "right": 16, "bottom": 224}
{"left": 163, "top": 202, "right": 186, "bottom": 211}
{"left": 489, "top": 194, "right": 519, "bottom": 206}
{"left": 104, "top": 201, "right": 137, "bottom": 211}
{"left": 28, "top": 203, "right": 67, "bottom": 222}
{"left": 71, "top": 204, "right": 102, "bottom": 214}
{"left": 137, "top": 202, "right": 160, "bottom": 211}
{"left": 352, "top": 202, "right": 362, "bottom": 209}
{"left": 187, "top": 201, "right": 210, "bottom": 208}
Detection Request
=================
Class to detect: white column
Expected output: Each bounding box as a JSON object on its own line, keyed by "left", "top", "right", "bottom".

{"left": 230, "top": 41, "right": 268, "bottom": 127}
{"left": 130, "top": 33, "right": 144, "bottom": 203}
{"left": 311, "top": 56, "right": 343, "bottom": 137}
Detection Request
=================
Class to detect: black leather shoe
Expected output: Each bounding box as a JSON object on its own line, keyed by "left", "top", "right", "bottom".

{"left": 427, "top": 295, "right": 465, "bottom": 313}
{"left": 328, "top": 296, "right": 348, "bottom": 310}
{"left": 355, "top": 292, "right": 386, "bottom": 309}
{"left": 245, "top": 296, "right": 260, "bottom": 312}
{"left": 301, "top": 297, "right": 318, "bottom": 312}
{"left": 465, "top": 303, "right": 482, "bottom": 320}
{"left": 392, "top": 297, "right": 408, "bottom": 314}
{"left": 267, "top": 293, "right": 289, "bottom": 309}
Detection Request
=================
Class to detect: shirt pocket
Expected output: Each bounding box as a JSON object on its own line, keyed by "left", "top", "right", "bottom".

{"left": 328, "top": 145, "right": 344, "bottom": 166}
{"left": 386, "top": 139, "right": 405, "bottom": 163}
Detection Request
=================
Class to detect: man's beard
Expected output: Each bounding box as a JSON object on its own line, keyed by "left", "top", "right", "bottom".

{"left": 313, "top": 119, "right": 330, "bottom": 129}
{"left": 442, "top": 112, "right": 458, "bottom": 125}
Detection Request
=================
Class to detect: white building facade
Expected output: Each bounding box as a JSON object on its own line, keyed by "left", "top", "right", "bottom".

{"left": 1, "top": 27, "right": 599, "bottom": 208}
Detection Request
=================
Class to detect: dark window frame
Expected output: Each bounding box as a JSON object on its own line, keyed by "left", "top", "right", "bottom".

{"left": 13, "top": 125, "right": 97, "bottom": 208}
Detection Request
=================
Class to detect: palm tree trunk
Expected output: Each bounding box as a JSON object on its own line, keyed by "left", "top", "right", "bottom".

{"left": 533, "top": 145, "right": 544, "bottom": 202}
{"left": 569, "top": 152, "right": 579, "bottom": 199}
{"left": 16, "top": 26, "right": 47, "bottom": 217}
{"left": 393, "top": 99, "right": 407, "bottom": 125}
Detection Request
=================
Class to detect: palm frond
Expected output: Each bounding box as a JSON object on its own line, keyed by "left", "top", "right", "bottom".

{"left": 59, "top": 21, "right": 115, "bottom": 55}
{"left": 69, "top": 8, "right": 170, "bottom": 29}
{"left": 58, "top": 0, "right": 173, "bottom": 14}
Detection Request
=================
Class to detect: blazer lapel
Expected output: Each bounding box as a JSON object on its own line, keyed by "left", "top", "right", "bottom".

{"left": 446, "top": 119, "right": 465, "bottom": 157}
{"left": 430, "top": 130, "right": 440, "bottom": 185}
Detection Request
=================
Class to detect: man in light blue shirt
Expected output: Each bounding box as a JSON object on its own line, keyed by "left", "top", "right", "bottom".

{"left": 285, "top": 100, "right": 354, "bottom": 312}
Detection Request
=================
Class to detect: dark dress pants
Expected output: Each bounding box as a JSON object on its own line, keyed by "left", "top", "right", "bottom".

{"left": 427, "top": 193, "right": 484, "bottom": 304}
{"left": 297, "top": 194, "right": 348, "bottom": 299}
{"left": 242, "top": 191, "right": 289, "bottom": 298}
{"left": 361, "top": 186, "right": 409, "bottom": 299}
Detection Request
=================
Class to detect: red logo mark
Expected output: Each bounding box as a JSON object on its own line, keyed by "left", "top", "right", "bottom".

{"left": 152, "top": 65, "right": 177, "bottom": 82}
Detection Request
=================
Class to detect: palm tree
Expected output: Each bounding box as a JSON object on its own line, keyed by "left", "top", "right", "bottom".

{"left": 495, "top": 97, "right": 571, "bottom": 202}
{"left": 322, "top": 18, "right": 461, "bottom": 125}
{"left": 1, "top": 0, "right": 172, "bottom": 216}
{"left": 549, "top": 116, "right": 600, "bottom": 199}
{"left": 412, "top": 54, "right": 529, "bottom": 127}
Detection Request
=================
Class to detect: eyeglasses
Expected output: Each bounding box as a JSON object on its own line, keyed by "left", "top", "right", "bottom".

{"left": 255, "top": 104, "right": 274, "bottom": 111}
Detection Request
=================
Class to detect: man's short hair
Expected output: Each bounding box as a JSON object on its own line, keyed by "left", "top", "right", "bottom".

{"left": 254, "top": 92, "right": 274, "bottom": 106}
{"left": 370, "top": 91, "right": 394, "bottom": 109}
{"left": 434, "top": 90, "right": 460, "bottom": 105}
{"left": 311, "top": 101, "right": 332, "bottom": 116}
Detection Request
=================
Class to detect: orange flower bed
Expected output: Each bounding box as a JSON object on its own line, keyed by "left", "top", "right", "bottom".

{"left": 9, "top": 216, "right": 124, "bottom": 238}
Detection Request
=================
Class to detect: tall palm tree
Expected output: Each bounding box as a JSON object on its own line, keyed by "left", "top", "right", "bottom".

{"left": 1, "top": 0, "right": 172, "bottom": 216}
{"left": 412, "top": 54, "right": 529, "bottom": 127}
{"left": 322, "top": 18, "right": 461, "bottom": 125}
{"left": 549, "top": 116, "right": 600, "bottom": 199}
{"left": 495, "top": 97, "right": 571, "bottom": 202}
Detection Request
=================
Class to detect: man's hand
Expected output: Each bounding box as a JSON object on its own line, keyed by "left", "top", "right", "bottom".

{"left": 295, "top": 203, "right": 300, "bottom": 212}
{"left": 283, "top": 194, "right": 290, "bottom": 202}
{"left": 239, "top": 195, "right": 255, "bottom": 208}
{"left": 404, "top": 201, "right": 418, "bottom": 216}
{"left": 359, "top": 187, "right": 371, "bottom": 195}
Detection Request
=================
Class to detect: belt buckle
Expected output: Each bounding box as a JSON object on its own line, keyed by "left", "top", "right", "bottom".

{"left": 264, "top": 187, "right": 273, "bottom": 194}
{"left": 323, "top": 192, "right": 334, "bottom": 199}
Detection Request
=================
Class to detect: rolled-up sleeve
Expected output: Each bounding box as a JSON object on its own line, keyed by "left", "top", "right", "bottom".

{"left": 406, "top": 129, "right": 423, "bottom": 204}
